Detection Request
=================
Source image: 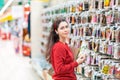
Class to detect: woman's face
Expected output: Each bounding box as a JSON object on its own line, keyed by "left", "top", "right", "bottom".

{"left": 56, "top": 21, "right": 70, "bottom": 40}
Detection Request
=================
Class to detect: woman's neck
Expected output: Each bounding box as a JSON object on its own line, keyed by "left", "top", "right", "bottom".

{"left": 59, "top": 39, "right": 66, "bottom": 44}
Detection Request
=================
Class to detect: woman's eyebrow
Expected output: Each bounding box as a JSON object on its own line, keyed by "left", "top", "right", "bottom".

{"left": 60, "top": 24, "right": 68, "bottom": 27}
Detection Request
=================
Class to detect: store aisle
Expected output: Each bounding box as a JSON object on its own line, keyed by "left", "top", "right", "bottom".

{"left": 0, "top": 40, "right": 41, "bottom": 80}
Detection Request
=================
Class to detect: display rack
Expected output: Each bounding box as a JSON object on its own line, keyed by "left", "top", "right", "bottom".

{"left": 41, "top": 0, "right": 120, "bottom": 80}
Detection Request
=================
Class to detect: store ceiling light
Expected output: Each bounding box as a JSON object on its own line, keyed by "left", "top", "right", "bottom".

{"left": 0, "top": 0, "right": 14, "bottom": 15}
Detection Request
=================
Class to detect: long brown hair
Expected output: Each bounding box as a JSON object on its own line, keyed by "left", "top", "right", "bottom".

{"left": 46, "top": 17, "right": 67, "bottom": 63}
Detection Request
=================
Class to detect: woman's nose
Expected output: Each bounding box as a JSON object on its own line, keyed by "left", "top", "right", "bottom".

{"left": 64, "top": 28, "right": 68, "bottom": 32}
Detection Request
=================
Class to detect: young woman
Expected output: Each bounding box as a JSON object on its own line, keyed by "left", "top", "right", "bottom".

{"left": 46, "top": 17, "right": 86, "bottom": 80}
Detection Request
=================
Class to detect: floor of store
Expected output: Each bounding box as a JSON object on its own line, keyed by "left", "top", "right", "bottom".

{"left": 0, "top": 40, "right": 41, "bottom": 80}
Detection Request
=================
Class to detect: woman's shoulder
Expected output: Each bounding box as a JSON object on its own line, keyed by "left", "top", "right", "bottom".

{"left": 53, "top": 41, "right": 63, "bottom": 47}
{"left": 52, "top": 42, "right": 65, "bottom": 50}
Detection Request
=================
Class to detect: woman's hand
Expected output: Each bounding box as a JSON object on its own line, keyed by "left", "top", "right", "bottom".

{"left": 76, "top": 54, "right": 86, "bottom": 64}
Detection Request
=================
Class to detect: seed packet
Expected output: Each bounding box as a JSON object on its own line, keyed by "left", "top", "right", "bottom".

{"left": 113, "top": 45, "right": 120, "bottom": 59}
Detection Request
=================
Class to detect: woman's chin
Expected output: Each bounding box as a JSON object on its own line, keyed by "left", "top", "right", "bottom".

{"left": 63, "top": 35, "right": 69, "bottom": 39}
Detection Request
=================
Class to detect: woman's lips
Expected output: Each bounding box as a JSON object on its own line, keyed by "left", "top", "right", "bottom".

{"left": 64, "top": 33, "right": 69, "bottom": 35}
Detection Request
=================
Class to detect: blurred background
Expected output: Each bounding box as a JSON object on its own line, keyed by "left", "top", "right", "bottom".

{"left": 0, "top": 0, "right": 67, "bottom": 80}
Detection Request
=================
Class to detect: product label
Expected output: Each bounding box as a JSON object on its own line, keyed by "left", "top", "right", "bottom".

{"left": 102, "top": 65, "right": 110, "bottom": 74}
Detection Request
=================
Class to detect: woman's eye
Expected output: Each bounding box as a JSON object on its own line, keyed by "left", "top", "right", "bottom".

{"left": 60, "top": 25, "right": 68, "bottom": 30}
{"left": 66, "top": 26, "right": 68, "bottom": 28}
{"left": 60, "top": 27, "right": 64, "bottom": 29}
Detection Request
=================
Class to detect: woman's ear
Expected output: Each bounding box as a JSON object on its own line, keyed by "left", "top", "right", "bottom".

{"left": 55, "top": 30, "right": 58, "bottom": 34}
